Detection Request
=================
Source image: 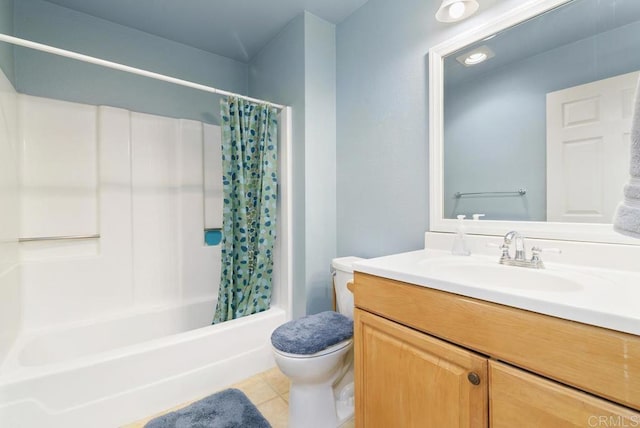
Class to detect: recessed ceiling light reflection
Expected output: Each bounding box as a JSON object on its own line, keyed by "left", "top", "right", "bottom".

{"left": 464, "top": 52, "right": 488, "bottom": 65}
{"left": 455, "top": 45, "right": 495, "bottom": 67}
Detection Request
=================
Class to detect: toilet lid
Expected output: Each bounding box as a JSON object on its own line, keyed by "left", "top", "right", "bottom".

{"left": 270, "top": 311, "right": 353, "bottom": 355}
{"left": 273, "top": 338, "right": 353, "bottom": 359}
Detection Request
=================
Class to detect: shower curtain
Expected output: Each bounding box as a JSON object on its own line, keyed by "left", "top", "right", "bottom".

{"left": 213, "top": 96, "right": 278, "bottom": 323}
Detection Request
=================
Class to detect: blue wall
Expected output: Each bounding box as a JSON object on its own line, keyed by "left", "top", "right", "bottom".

{"left": 336, "top": 0, "right": 429, "bottom": 258}
{"left": 302, "top": 14, "right": 337, "bottom": 316}
{"left": 336, "top": 0, "right": 523, "bottom": 258}
{"left": 14, "top": 0, "right": 248, "bottom": 124}
{"left": 249, "top": 12, "right": 337, "bottom": 318}
{"left": 0, "top": 0, "right": 14, "bottom": 85}
{"left": 249, "top": 13, "right": 307, "bottom": 318}
{"left": 444, "top": 21, "right": 640, "bottom": 221}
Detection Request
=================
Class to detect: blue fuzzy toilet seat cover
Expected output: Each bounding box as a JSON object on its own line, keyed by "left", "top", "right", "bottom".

{"left": 271, "top": 311, "right": 353, "bottom": 355}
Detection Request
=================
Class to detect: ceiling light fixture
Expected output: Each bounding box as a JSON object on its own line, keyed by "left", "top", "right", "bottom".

{"left": 435, "top": 0, "right": 480, "bottom": 23}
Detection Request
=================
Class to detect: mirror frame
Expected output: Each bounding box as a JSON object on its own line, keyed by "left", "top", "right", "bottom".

{"left": 428, "top": 0, "right": 639, "bottom": 245}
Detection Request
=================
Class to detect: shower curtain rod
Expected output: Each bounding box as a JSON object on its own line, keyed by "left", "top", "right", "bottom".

{"left": 0, "top": 33, "right": 286, "bottom": 110}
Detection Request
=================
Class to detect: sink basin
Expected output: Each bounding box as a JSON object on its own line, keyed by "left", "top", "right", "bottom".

{"left": 417, "top": 258, "right": 587, "bottom": 292}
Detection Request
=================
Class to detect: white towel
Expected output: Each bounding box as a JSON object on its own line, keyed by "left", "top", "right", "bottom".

{"left": 613, "top": 76, "right": 640, "bottom": 238}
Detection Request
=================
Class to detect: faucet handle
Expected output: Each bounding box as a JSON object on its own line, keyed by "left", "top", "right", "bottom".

{"left": 530, "top": 247, "right": 562, "bottom": 266}
{"left": 531, "top": 246, "right": 562, "bottom": 256}
{"left": 487, "top": 242, "right": 510, "bottom": 261}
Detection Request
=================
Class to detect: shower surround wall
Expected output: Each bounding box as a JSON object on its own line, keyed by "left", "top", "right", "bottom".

{"left": 0, "top": 64, "right": 20, "bottom": 365}
{"left": 1, "top": 94, "right": 290, "bottom": 428}
{"left": 19, "top": 94, "right": 223, "bottom": 329}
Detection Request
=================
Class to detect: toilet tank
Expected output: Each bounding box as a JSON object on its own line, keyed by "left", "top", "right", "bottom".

{"left": 331, "top": 256, "right": 365, "bottom": 320}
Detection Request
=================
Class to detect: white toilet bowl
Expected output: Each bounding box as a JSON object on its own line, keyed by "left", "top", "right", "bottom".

{"left": 273, "top": 339, "right": 353, "bottom": 428}
{"left": 271, "top": 256, "right": 363, "bottom": 428}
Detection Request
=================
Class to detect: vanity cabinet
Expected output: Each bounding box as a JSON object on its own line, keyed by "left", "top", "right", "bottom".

{"left": 353, "top": 272, "right": 640, "bottom": 428}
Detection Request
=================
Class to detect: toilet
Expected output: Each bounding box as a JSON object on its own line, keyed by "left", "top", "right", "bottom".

{"left": 271, "top": 256, "right": 364, "bottom": 428}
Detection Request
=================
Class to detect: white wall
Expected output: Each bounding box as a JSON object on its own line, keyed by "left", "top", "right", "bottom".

{"left": 0, "top": 66, "right": 20, "bottom": 364}
{"left": 19, "top": 95, "right": 222, "bottom": 329}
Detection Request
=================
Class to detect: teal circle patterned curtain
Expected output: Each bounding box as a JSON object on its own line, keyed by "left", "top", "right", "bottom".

{"left": 213, "top": 96, "right": 278, "bottom": 323}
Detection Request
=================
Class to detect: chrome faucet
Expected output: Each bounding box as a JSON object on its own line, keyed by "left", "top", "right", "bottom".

{"left": 496, "top": 231, "right": 561, "bottom": 269}
{"left": 503, "top": 231, "right": 526, "bottom": 262}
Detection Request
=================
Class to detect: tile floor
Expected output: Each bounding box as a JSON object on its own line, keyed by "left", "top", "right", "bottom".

{"left": 122, "top": 367, "right": 355, "bottom": 428}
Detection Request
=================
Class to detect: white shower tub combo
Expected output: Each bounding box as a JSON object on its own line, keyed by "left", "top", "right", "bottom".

{"left": 0, "top": 34, "right": 293, "bottom": 428}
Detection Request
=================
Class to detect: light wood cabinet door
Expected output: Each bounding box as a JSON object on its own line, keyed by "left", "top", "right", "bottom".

{"left": 355, "top": 309, "right": 488, "bottom": 428}
{"left": 490, "top": 361, "right": 640, "bottom": 428}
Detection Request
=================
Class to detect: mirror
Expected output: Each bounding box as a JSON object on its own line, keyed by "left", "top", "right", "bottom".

{"left": 429, "top": 0, "right": 640, "bottom": 243}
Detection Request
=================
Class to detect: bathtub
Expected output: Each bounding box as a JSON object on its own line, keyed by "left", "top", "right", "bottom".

{"left": 0, "top": 297, "right": 286, "bottom": 428}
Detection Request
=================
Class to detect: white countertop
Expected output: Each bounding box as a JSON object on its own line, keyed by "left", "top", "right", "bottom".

{"left": 353, "top": 249, "right": 640, "bottom": 336}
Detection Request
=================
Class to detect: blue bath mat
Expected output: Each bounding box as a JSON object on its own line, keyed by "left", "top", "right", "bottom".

{"left": 144, "top": 388, "right": 271, "bottom": 428}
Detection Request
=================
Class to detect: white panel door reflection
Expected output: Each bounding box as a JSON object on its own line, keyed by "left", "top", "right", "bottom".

{"left": 546, "top": 71, "right": 638, "bottom": 223}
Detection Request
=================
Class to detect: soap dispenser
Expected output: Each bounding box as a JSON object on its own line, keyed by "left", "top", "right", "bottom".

{"left": 451, "top": 215, "right": 471, "bottom": 256}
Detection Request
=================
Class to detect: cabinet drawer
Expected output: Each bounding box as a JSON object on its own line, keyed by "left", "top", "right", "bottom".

{"left": 489, "top": 361, "right": 640, "bottom": 427}
{"left": 354, "top": 272, "right": 640, "bottom": 410}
